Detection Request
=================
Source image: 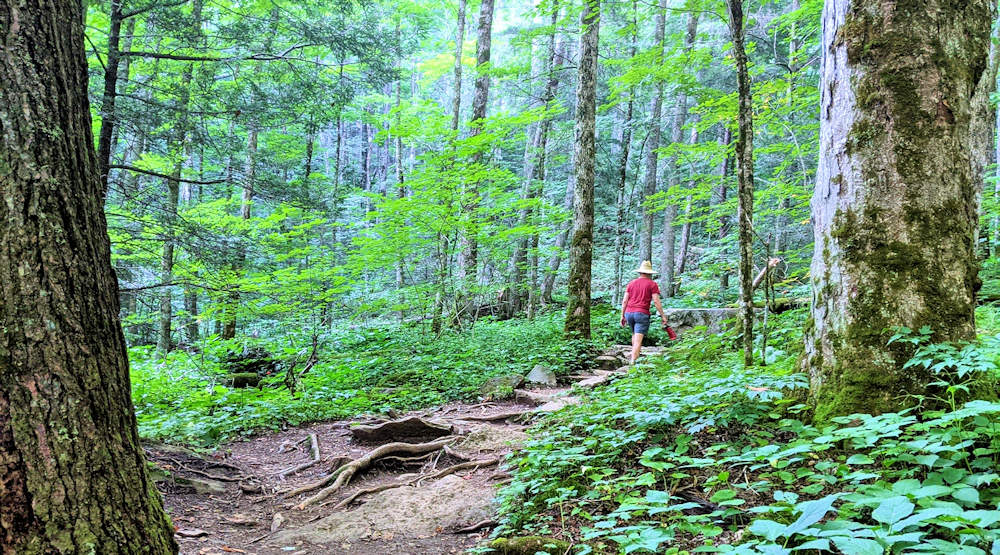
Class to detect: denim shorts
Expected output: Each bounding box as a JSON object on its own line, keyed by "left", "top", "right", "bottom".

{"left": 625, "top": 312, "right": 651, "bottom": 334}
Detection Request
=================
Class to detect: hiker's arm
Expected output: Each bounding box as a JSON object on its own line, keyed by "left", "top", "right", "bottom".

{"left": 652, "top": 294, "right": 667, "bottom": 326}
{"left": 620, "top": 293, "right": 629, "bottom": 325}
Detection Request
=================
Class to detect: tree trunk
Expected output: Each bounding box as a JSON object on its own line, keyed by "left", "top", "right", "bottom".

{"left": 639, "top": 0, "right": 667, "bottom": 263}
{"left": 663, "top": 14, "right": 699, "bottom": 297}
{"left": 451, "top": 0, "right": 467, "bottom": 130}
{"left": 612, "top": 3, "right": 637, "bottom": 307}
{"left": 564, "top": 0, "right": 599, "bottom": 339}
{"left": 96, "top": 0, "right": 124, "bottom": 195}
{"left": 804, "top": 0, "right": 996, "bottom": 420}
{"left": 676, "top": 121, "right": 699, "bottom": 280}
{"left": 726, "top": 0, "right": 755, "bottom": 368}
{"left": 0, "top": 1, "right": 177, "bottom": 550}
{"left": 715, "top": 127, "right": 732, "bottom": 293}
{"left": 156, "top": 0, "right": 202, "bottom": 353}
{"left": 542, "top": 147, "right": 575, "bottom": 303}
{"left": 458, "top": 0, "right": 495, "bottom": 292}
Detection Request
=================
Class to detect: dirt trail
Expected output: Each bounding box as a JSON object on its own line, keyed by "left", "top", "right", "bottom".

{"left": 153, "top": 345, "right": 655, "bottom": 555}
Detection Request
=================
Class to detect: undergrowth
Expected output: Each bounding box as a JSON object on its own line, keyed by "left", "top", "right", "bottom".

{"left": 490, "top": 307, "right": 1000, "bottom": 554}
{"left": 131, "top": 310, "right": 606, "bottom": 446}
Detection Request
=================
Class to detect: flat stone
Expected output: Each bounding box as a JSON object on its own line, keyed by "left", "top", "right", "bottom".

{"left": 174, "top": 476, "right": 226, "bottom": 494}
{"left": 594, "top": 355, "right": 621, "bottom": 370}
{"left": 535, "top": 397, "right": 580, "bottom": 412}
{"left": 273, "top": 475, "right": 493, "bottom": 545}
{"left": 525, "top": 365, "right": 557, "bottom": 386}
{"left": 576, "top": 372, "right": 612, "bottom": 388}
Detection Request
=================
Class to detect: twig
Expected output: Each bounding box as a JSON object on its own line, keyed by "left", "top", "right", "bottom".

{"left": 275, "top": 434, "right": 320, "bottom": 478}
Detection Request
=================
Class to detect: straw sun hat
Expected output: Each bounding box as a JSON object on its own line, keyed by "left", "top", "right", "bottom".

{"left": 635, "top": 260, "right": 657, "bottom": 276}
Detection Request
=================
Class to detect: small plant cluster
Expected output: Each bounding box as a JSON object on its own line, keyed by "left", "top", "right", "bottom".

{"left": 492, "top": 312, "right": 1000, "bottom": 554}
{"left": 130, "top": 311, "right": 596, "bottom": 445}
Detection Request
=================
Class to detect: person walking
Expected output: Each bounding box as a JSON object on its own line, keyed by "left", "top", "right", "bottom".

{"left": 620, "top": 260, "right": 676, "bottom": 364}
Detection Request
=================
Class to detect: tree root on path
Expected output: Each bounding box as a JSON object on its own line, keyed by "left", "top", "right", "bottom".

{"left": 290, "top": 437, "right": 457, "bottom": 509}
{"left": 331, "top": 457, "right": 500, "bottom": 510}
{"left": 463, "top": 410, "right": 532, "bottom": 422}
{"left": 274, "top": 433, "right": 320, "bottom": 478}
{"left": 453, "top": 519, "right": 497, "bottom": 533}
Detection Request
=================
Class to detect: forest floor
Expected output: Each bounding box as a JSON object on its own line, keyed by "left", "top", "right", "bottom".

{"left": 149, "top": 345, "right": 650, "bottom": 555}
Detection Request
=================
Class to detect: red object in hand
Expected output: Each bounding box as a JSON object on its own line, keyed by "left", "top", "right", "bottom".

{"left": 665, "top": 325, "right": 678, "bottom": 340}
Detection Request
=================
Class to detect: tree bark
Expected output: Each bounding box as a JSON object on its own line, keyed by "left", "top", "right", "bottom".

{"left": 804, "top": 0, "right": 996, "bottom": 420}
{"left": 457, "top": 0, "right": 495, "bottom": 292}
{"left": 0, "top": 0, "right": 178, "bottom": 551}
{"left": 639, "top": 0, "right": 667, "bottom": 263}
{"left": 726, "top": 0, "right": 755, "bottom": 368}
{"left": 451, "top": 0, "right": 467, "bottom": 130}
{"left": 565, "top": 0, "right": 600, "bottom": 339}
{"left": 96, "top": 0, "right": 124, "bottom": 195}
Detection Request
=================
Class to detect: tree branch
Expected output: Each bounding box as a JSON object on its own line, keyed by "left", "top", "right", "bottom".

{"left": 122, "top": 0, "right": 190, "bottom": 19}
{"left": 109, "top": 165, "right": 227, "bottom": 185}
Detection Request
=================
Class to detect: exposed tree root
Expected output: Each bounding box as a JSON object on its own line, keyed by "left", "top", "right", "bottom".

{"left": 453, "top": 519, "right": 497, "bottom": 533}
{"left": 292, "top": 437, "right": 456, "bottom": 509}
{"left": 275, "top": 434, "right": 320, "bottom": 478}
{"left": 463, "top": 410, "right": 532, "bottom": 422}
{"left": 332, "top": 457, "right": 499, "bottom": 510}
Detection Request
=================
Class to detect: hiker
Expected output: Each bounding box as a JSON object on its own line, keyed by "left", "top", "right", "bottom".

{"left": 620, "top": 260, "right": 676, "bottom": 364}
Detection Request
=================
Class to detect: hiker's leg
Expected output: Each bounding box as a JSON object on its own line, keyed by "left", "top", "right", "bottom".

{"left": 631, "top": 333, "right": 644, "bottom": 363}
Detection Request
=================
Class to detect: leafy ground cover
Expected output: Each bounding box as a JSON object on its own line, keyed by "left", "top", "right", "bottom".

{"left": 490, "top": 307, "right": 1000, "bottom": 554}
{"left": 130, "top": 309, "right": 616, "bottom": 446}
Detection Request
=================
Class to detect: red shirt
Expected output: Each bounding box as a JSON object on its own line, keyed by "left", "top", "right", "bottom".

{"left": 624, "top": 277, "right": 660, "bottom": 315}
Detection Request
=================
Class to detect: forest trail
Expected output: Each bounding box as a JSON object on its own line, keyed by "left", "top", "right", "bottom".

{"left": 151, "top": 345, "right": 662, "bottom": 555}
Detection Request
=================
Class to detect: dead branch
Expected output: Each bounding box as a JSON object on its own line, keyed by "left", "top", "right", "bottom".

{"left": 292, "top": 437, "right": 456, "bottom": 509}
{"left": 453, "top": 519, "right": 497, "bottom": 533}
{"left": 275, "top": 434, "right": 319, "bottom": 478}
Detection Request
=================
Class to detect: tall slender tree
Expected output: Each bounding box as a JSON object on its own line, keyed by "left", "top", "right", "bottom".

{"left": 639, "top": 0, "right": 667, "bottom": 263}
{"left": 726, "top": 0, "right": 755, "bottom": 367}
{"left": 804, "top": 0, "right": 996, "bottom": 419}
{"left": 0, "top": 0, "right": 177, "bottom": 550}
{"left": 565, "top": 0, "right": 600, "bottom": 338}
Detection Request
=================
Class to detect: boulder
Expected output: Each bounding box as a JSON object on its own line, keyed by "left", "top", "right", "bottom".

{"left": 664, "top": 308, "right": 760, "bottom": 334}
{"left": 480, "top": 374, "right": 525, "bottom": 399}
{"left": 525, "top": 365, "right": 557, "bottom": 386}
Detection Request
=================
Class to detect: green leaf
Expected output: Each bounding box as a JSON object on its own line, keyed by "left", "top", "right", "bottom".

{"left": 831, "top": 536, "right": 883, "bottom": 555}
{"left": 846, "top": 454, "right": 875, "bottom": 465}
{"left": 784, "top": 494, "right": 840, "bottom": 536}
{"left": 872, "top": 496, "right": 914, "bottom": 525}
{"left": 749, "top": 519, "right": 785, "bottom": 542}
{"left": 952, "top": 487, "right": 980, "bottom": 505}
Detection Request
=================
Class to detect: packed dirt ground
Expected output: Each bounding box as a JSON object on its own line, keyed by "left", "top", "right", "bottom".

{"left": 150, "top": 346, "right": 652, "bottom": 554}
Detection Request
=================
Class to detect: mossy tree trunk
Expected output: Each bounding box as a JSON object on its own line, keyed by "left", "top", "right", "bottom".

{"left": 0, "top": 0, "right": 177, "bottom": 552}
{"left": 805, "top": 0, "right": 996, "bottom": 421}
{"left": 726, "top": 0, "right": 755, "bottom": 368}
{"left": 565, "top": 0, "right": 599, "bottom": 339}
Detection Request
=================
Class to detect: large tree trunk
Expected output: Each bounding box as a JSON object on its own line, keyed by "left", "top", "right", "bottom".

{"left": 0, "top": 1, "right": 178, "bottom": 551}
{"left": 726, "top": 0, "right": 755, "bottom": 368}
{"left": 564, "top": 0, "right": 599, "bottom": 339}
{"left": 804, "top": 0, "right": 996, "bottom": 420}
{"left": 457, "top": 0, "right": 495, "bottom": 293}
{"left": 639, "top": 0, "right": 667, "bottom": 263}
